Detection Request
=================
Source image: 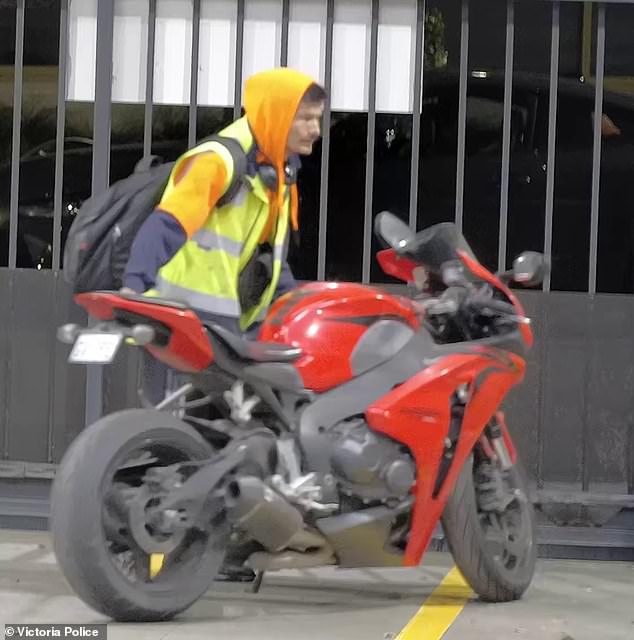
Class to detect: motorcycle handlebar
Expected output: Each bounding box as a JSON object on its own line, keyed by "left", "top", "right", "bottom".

{"left": 416, "top": 285, "right": 521, "bottom": 321}
{"left": 474, "top": 297, "right": 517, "bottom": 316}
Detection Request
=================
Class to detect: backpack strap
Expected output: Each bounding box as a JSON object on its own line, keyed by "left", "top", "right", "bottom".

{"left": 199, "top": 134, "right": 249, "bottom": 207}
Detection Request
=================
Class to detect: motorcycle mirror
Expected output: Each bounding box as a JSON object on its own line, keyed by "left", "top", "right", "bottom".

{"left": 374, "top": 211, "right": 414, "bottom": 252}
{"left": 511, "top": 251, "right": 548, "bottom": 287}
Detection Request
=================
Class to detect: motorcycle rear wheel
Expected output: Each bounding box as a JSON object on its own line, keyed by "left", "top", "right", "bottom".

{"left": 50, "top": 409, "right": 227, "bottom": 622}
{"left": 441, "top": 453, "right": 537, "bottom": 602}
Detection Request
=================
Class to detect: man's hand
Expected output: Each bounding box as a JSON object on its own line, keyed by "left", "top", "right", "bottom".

{"left": 119, "top": 287, "right": 137, "bottom": 295}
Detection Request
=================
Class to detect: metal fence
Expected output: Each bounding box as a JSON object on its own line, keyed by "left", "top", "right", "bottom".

{"left": 1, "top": 0, "right": 634, "bottom": 554}
{"left": 5, "top": 0, "right": 633, "bottom": 286}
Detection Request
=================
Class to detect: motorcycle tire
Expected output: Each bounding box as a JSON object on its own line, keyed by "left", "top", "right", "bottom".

{"left": 441, "top": 454, "right": 537, "bottom": 602}
{"left": 50, "top": 409, "right": 225, "bottom": 622}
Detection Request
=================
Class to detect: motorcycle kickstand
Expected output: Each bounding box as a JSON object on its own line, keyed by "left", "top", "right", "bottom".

{"left": 249, "top": 570, "right": 265, "bottom": 594}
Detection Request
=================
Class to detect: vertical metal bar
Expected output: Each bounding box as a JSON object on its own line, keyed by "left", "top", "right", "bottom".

{"left": 629, "top": 300, "right": 634, "bottom": 494}
{"left": 535, "top": 300, "right": 548, "bottom": 490}
{"left": 189, "top": 0, "right": 201, "bottom": 147}
{"left": 52, "top": 0, "right": 69, "bottom": 272}
{"left": 87, "top": 0, "right": 115, "bottom": 426}
{"left": 581, "top": 3, "right": 606, "bottom": 494}
{"left": 581, "top": 1, "right": 593, "bottom": 81}
{"left": 362, "top": 0, "right": 379, "bottom": 284}
{"left": 317, "top": 0, "right": 335, "bottom": 281}
{"left": 588, "top": 3, "right": 605, "bottom": 296}
{"left": 143, "top": 0, "right": 157, "bottom": 158}
{"left": 543, "top": 0, "right": 560, "bottom": 293}
{"left": 455, "top": 0, "right": 469, "bottom": 231}
{"left": 92, "top": 0, "right": 115, "bottom": 195}
{"left": 2, "top": 274, "right": 15, "bottom": 459}
{"left": 49, "top": 0, "right": 70, "bottom": 462}
{"left": 409, "top": 0, "right": 426, "bottom": 231}
{"left": 127, "top": 351, "right": 142, "bottom": 409}
{"left": 498, "top": 0, "right": 515, "bottom": 273}
{"left": 8, "top": 0, "right": 25, "bottom": 270}
{"left": 625, "top": 422, "right": 634, "bottom": 494}
{"left": 234, "top": 0, "right": 246, "bottom": 118}
{"left": 581, "top": 297, "right": 594, "bottom": 492}
{"left": 281, "top": 0, "right": 290, "bottom": 67}
{"left": 47, "top": 272, "right": 59, "bottom": 462}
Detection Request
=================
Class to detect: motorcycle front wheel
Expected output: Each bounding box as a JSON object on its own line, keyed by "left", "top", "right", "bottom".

{"left": 50, "top": 409, "right": 227, "bottom": 622}
{"left": 441, "top": 451, "right": 537, "bottom": 602}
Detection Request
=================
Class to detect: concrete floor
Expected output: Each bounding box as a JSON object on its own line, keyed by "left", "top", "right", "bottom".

{"left": 0, "top": 529, "right": 633, "bottom": 640}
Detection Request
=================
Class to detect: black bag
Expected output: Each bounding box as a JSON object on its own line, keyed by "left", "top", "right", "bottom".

{"left": 238, "top": 242, "right": 274, "bottom": 311}
{"left": 63, "top": 135, "right": 248, "bottom": 293}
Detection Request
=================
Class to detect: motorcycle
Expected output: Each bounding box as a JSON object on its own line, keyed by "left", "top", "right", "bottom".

{"left": 51, "top": 211, "right": 546, "bottom": 622}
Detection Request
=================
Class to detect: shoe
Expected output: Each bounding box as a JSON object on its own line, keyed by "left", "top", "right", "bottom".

{"left": 215, "top": 539, "right": 260, "bottom": 582}
{"left": 214, "top": 563, "right": 256, "bottom": 583}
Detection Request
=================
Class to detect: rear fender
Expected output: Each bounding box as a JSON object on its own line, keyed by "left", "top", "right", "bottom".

{"left": 74, "top": 292, "right": 213, "bottom": 371}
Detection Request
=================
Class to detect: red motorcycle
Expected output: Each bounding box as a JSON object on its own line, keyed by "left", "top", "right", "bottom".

{"left": 51, "top": 212, "right": 545, "bottom": 622}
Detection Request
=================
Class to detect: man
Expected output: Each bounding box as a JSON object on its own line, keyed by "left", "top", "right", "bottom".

{"left": 123, "top": 68, "right": 326, "bottom": 581}
{"left": 123, "top": 68, "right": 326, "bottom": 338}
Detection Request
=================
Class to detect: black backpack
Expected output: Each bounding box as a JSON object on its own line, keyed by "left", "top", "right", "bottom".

{"left": 63, "top": 135, "right": 248, "bottom": 294}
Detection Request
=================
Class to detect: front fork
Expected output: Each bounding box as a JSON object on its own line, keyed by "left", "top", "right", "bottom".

{"left": 479, "top": 411, "right": 517, "bottom": 471}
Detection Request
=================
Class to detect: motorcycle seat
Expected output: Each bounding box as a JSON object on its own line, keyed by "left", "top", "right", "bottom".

{"left": 205, "top": 323, "right": 302, "bottom": 363}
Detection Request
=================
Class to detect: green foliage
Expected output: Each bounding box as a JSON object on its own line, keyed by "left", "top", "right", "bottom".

{"left": 425, "top": 8, "right": 449, "bottom": 70}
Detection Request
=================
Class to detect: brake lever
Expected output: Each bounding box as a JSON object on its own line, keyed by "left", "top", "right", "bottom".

{"left": 427, "top": 298, "right": 460, "bottom": 316}
{"left": 495, "top": 314, "right": 531, "bottom": 325}
{"left": 477, "top": 302, "right": 530, "bottom": 325}
{"left": 464, "top": 287, "right": 530, "bottom": 325}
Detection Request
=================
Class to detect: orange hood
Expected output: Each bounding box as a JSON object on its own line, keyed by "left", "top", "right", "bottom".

{"left": 243, "top": 68, "right": 317, "bottom": 241}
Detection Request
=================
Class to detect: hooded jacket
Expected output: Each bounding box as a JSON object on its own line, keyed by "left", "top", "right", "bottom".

{"left": 123, "top": 68, "right": 317, "bottom": 308}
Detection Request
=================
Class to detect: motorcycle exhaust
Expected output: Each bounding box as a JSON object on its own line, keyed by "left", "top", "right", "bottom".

{"left": 225, "top": 476, "right": 326, "bottom": 553}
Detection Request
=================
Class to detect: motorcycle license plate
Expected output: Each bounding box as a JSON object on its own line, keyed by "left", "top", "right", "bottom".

{"left": 68, "top": 332, "right": 123, "bottom": 364}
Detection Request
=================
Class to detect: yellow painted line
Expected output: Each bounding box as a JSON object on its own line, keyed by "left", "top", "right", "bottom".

{"left": 396, "top": 566, "right": 473, "bottom": 640}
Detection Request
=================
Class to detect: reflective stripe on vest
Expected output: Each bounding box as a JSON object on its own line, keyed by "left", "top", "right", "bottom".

{"left": 155, "top": 235, "right": 287, "bottom": 321}
{"left": 191, "top": 229, "right": 242, "bottom": 256}
{"left": 155, "top": 276, "right": 241, "bottom": 317}
{"left": 190, "top": 232, "right": 284, "bottom": 262}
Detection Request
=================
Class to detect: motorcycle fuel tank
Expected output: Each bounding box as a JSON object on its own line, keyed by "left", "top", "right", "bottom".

{"left": 259, "top": 282, "right": 420, "bottom": 392}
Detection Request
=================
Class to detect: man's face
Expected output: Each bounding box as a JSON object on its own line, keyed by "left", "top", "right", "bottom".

{"left": 287, "top": 100, "right": 324, "bottom": 156}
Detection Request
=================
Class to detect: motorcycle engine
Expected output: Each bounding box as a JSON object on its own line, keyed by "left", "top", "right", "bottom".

{"left": 329, "top": 418, "right": 416, "bottom": 502}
